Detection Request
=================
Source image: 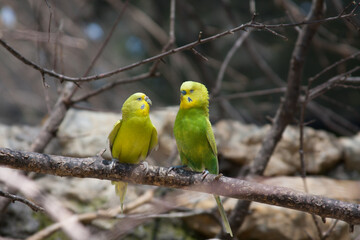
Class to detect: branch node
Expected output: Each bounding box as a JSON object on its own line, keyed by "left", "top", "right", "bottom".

{"left": 191, "top": 48, "right": 208, "bottom": 61}
{"left": 197, "top": 31, "right": 203, "bottom": 42}
{"left": 215, "top": 173, "right": 223, "bottom": 181}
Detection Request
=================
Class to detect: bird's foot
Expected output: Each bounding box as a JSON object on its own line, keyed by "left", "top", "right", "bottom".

{"left": 140, "top": 161, "right": 149, "bottom": 174}
{"left": 167, "top": 165, "right": 187, "bottom": 174}
{"left": 110, "top": 158, "right": 117, "bottom": 170}
{"left": 201, "top": 169, "right": 209, "bottom": 181}
{"left": 96, "top": 148, "right": 106, "bottom": 158}
{"left": 215, "top": 173, "right": 223, "bottom": 180}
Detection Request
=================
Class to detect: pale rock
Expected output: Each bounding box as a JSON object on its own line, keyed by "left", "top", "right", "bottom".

{"left": 215, "top": 120, "right": 342, "bottom": 176}
{"left": 55, "top": 109, "right": 119, "bottom": 159}
{"left": 240, "top": 203, "right": 349, "bottom": 240}
{"left": 340, "top": 132, "right": 360, "bottom": 172}
{"left": 55, "top": 108, "right": 178, "bottom": 165}
{"left": 183, "top": 176, "right": 360, "bottom": 239}
{"left": 0, "top": 124, "right": 39, "bottom": 151}
{"left": 0, "top": 109, "right": 346, "bottom": 176}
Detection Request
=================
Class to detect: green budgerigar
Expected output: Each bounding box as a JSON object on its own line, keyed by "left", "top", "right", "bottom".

{"left": 173, "top": 81, "right": 233, "bottom": 237}
{"left": 108, "top": 92, "right": 157, "bottom": 212}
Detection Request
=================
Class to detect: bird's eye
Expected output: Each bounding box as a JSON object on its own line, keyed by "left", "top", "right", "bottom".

{"left": 137, "top": 97, "right": 142, "bottom": 101}
{"left": 190, "top": 89, "right": 194, "bottom": 93}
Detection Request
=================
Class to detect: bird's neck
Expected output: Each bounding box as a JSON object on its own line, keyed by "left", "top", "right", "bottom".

{"left": 122, "top": 111, "right": 149, "bottom": 120}
{"left": 179, "top": 106, "right": 209, "bottom": 118}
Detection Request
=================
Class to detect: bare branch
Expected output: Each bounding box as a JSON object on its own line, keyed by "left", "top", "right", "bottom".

{"left": 28, "top": 190, "right": 154, "bottom": 240}
{"left": 308, "top": 66, "right": 360, "bottom": 101}
{"left": 0, "top": 167, "right": 91, "bottom": 240}
{"left": 223, "top": 0, "right": 326, "bottom": 237}
{"left": 72, "top": 72, "right": 157, "bottom": 103}
{"left": 0, "top": 10, "right": 356, "bottom": 83}
{"left": 0, "top": 190, "right": 44, "bottom": 212}
{"left": 0, "top": 147, "right": 360, "bottom": 225}
{"left": 309, "top": 51, "right": 360, "bottom": 84}
{"left": 212, "top": 31, "right": 251, "bottom": 97}
{"left": 213, "top": 87, "right": 287, "bottom": 101}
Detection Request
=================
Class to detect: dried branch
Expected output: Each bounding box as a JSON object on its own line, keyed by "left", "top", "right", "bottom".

{"left": 222, "top": 0, "right": 326, "bottom": 238}
{"left": 0, "top": 147, "right": 360, "bottom": 226}
{"left": 0, "top": 167, "right": 91, "bottom": 240}
{"left": 0, "top": 190, "right": 44, "bottom": 212}
{"left": 28, "top": 190, "right": 154, "bottom": 240}
{"left": 29, "top": 2, "right": 130, "bottom": 153}
{"left": 308, "top": 51, "right": 360, "bottom": 84}
{"left": 213, "top": 87, "right": 287, "bottom": 101}
{"left": 249, "top": 0, "right": 324, "bottom": 175}
{"left": 211, "top": 31, "right": 251, "bottom": 97}
{"left": 308, "top": 66, "right": 360, "bottom": 101}
{"left": 0, "top": 10, "right": 356, "bottom": 83}
{"left": 72, "top": 72, "right": 157, "bottom": 103}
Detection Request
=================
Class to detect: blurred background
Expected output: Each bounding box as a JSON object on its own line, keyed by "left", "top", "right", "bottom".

{"left": 0, "top": 0, "right": 359, "bottom": 134}
{"left": 0, "top": 0, "right": 360, "bottom": 239}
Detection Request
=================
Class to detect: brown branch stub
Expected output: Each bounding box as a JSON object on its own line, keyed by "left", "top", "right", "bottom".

{"left": 1, "top": 147, "right": 360, "bottom": 225}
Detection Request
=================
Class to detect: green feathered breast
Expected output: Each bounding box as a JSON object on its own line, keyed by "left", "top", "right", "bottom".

{"left": 173, "top": 81, "right": 233, "bottom": 237}
{"left": 174, "top": 107, "right": 218, "bottom": 174}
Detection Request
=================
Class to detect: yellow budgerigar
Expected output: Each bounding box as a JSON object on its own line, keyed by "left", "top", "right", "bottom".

{"left": 108, "top": 92, "right": 157, "bottom": 212}
{"left": 173, "top": 81, "right": 233, "bottom": 237}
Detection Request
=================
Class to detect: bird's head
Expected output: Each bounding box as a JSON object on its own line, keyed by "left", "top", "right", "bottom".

{"left": 179, "top": 81, "right": 209, "bottom": 111}
{"left": 122, "top": 92, "right": 152, "bottom": 117}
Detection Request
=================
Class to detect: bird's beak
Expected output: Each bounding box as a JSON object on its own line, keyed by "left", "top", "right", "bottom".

{"left": 145, "top": 96, "right": 152, "bottom": 105}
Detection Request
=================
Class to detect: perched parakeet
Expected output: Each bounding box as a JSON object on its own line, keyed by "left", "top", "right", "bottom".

{"left": 173, "top": 81, "right": 233, "bottom": 237}
{"left": 108, "top": 92, "right": 158, "bottom": 212}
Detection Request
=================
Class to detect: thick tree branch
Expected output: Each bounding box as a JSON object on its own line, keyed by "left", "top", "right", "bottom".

{"left": 0, "top": 147, "right": 360, "bottom": 226}
{"left": 223, "top": 0, "right": 326, "bottom": 237}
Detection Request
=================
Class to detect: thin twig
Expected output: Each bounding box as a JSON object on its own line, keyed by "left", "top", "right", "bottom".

{"left": 322, "top": 220, "right": 339, "bottom": 240}
{"left": 28, "top": 190, "right": 155, "bottom": 240}
{"left": 0, "top": 190, "right": 44, "bottom": 212}
{"left": 308, "top": 66, "right": 360, "bottom": 100}
{"left": 213, "top": 87, "right": 287, "bottom": 101}
{"left": 221, "top": 1, "right": 326, "bottom": 238}
{"left": 212, "top": 31, "right": 251, "bottom": 97}
{"left": 308, "top": 51, "right": 360, "bottom": 84}
{"left": 72, "top": 72, "right": 157, "bottom": 103}
{"left": 148, "top": 0, "right": 176, "bottom": 74}
{"left": 0, "top": 11, "right": 356, "bottom": 83}
{"left": 0, "top": 168, "right": 91, "bottom": 240}
{"left": 44, "top": 0, "right": 52, "bottom": 42}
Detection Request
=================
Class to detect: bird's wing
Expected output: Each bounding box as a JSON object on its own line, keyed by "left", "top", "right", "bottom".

{"left": 147, "top": 126, "right": 158, "bottom": 156}
{"left": 108, "top": 119, "right": 122, "bottom": 152}
{"left": 205, "top": 119, "right": 217, "bottom": 156}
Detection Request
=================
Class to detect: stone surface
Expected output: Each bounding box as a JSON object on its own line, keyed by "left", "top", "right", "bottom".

{"left": 340, "top": 132, "right": 360, "bottom": 172}
{"left": 1, "top": 109, "right": 360, "bottom": 239}
{"left": 182, "top": 176, "right": 360, "bottom": 239}
{"left": 0, "top": 109, "right": 348, "bottom": 176}
{"left": 215, "top": 120, "right": 343, "bottom": 176}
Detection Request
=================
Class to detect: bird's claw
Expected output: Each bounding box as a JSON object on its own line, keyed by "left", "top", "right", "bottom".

{"left": 167, "top": 166, "right": 175, "bottom": 174}
{"left": 110, "top": 159, "right": 117, "bottom": 170}
{"left": 140, "top": 161, "right": 149, "bottom": 175}
{"left": 201, "top": 170, "right": 209, "bottom": 181}
{"left": 167, "top": 165, "right": 187, "bottom": 174}
{"left": 215, "top": 173, "right": 223, "bottom": 180}
{"left": 96, "top": 148, "right": 106, "bottom": 158}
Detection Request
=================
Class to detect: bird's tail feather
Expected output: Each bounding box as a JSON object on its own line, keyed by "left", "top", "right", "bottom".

{"left": 112, "top": 181, "right": 128, "bottom": 213}
{"left": 214, "top": 195, "right": 233, "bottom": 237}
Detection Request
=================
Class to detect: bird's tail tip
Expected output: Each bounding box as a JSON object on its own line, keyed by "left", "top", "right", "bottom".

{"left": 214, "top": 195, "right": 233, "bottom": 237}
